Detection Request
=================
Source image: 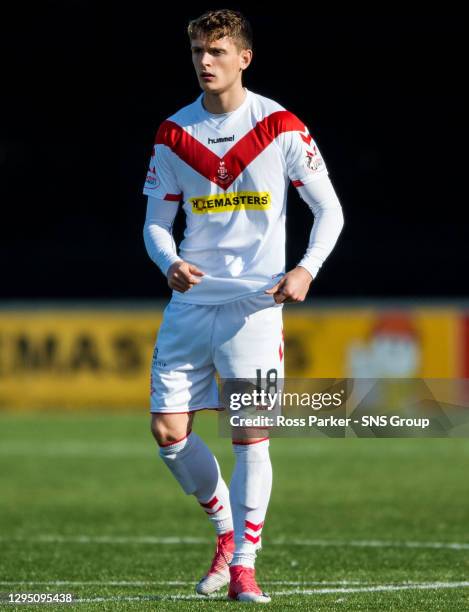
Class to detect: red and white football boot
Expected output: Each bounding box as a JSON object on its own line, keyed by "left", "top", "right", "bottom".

{"left": 195, "top": 530, "right": 235, "bottom": 596}
{"left": 228, "top": 564, "right": 271, "bottom": 603}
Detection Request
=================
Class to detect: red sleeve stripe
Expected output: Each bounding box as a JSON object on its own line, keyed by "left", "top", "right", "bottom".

{"left": 292, "top": 179, "right": 304, "bottom": 187}
{"left": 163, "top": 193, "right": 182, "bottom": 201}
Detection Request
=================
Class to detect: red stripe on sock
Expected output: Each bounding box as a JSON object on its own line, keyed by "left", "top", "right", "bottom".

{"left": 200, "top": 496, "right": 219, "bottom": 509}
{"left": 245, "top": 520, "right": 264, "bottom": 532}
{"left": 245, "top": 533, "right": 261, "bottom": 545}
{"left": 205, "top": 505, "right": 224, "bottom": 515}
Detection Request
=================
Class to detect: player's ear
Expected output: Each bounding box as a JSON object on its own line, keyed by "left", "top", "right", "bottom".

{"left": 240, "top": 48, "right": 253, "bottom": 70}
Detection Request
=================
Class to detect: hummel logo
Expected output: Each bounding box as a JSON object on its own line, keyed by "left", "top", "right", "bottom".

{"left": 208, "top": 135, "right": 235, "bottom": 144}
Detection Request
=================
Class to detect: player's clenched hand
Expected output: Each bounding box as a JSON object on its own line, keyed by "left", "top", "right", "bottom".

{"left": 264, "top": 267, "right": 313, "bottom": 304}
{"left": 167, "top": 261, "right": 205, "bottom": 293}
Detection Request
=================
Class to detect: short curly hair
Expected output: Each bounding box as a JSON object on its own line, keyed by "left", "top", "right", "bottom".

{"left": 187, "top": 9, "right": 253, "bottom": 50}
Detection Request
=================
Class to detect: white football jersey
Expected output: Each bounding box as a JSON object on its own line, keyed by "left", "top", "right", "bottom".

{"left": 143, "top": 89, "right": 328, "bottom": 304}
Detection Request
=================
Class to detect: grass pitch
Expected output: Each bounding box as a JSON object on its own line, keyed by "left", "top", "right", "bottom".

{"left": 0, "top": 411, "right": 468, "bottom": 610}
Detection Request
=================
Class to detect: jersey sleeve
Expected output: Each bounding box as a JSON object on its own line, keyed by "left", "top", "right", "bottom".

{"left": 279, "top": 116, "right": 328, "bottom": 186}
{"left": 143, "top": 125, "right": 182, "bottom": 201}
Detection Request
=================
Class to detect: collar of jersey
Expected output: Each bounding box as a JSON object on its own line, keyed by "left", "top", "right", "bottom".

{"left": 197, "top": 88, "right": 251, "bottom": 125}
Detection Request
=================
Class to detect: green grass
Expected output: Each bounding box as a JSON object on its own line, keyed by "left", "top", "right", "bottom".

{"left": 0, "top": 411, "right": 469, "bottom": 610}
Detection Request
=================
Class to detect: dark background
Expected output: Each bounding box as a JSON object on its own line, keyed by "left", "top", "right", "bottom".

{"left": 2, "top": 4, "right": 466, "bottom": 299}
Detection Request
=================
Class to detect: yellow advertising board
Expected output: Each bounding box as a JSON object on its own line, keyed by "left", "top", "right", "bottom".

{"left": 0, "top": 306, "right": 460, "bottom": 409}
{"left": 0, "top": 310, "right": 162, "bottom": 409}
{"left": 284, "top": 308, "right": 459, "bottom": 378}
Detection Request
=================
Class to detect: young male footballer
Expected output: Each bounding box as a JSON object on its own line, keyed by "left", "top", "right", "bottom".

{"left": 143, "top": 8, "right": 344, "bottom": 603}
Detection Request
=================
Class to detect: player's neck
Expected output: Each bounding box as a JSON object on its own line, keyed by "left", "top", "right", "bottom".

{"left": 202, "top": 85, "right": 247, "bottom": 115}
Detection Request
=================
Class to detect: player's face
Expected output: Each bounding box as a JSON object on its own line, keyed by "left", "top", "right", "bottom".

{"left": 191, "top": 36, "right": 252, "bottom": 94}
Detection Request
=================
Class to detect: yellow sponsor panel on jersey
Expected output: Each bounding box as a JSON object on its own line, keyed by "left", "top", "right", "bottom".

{"left": 190, "top": 191, "right": 271, "bottom": 214}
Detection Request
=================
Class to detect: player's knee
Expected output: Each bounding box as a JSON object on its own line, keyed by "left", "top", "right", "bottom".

{"left": 150, "top": 417, "right": 173, "bottom": 446}
{"left": 150, "top": 413, "right": 192, "bottom": 446}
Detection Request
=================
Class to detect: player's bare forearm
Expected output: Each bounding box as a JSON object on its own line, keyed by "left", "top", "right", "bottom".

{"left": 167, "top": 260, "right": 205, "bottom": 293}
{"left": 264, "top": 266, "right": 313, "bottom": 304}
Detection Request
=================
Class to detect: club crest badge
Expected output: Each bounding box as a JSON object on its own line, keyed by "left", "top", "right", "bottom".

{"left": 214, "top": 160, "right": 233, "bottom": 185}
{"left": 305, "top": 145, "right": 324, "bottom": 172}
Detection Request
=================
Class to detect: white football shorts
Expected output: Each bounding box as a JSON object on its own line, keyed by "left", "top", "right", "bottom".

{"left": 150, "top": 293, "right": 284, "bottom": 413}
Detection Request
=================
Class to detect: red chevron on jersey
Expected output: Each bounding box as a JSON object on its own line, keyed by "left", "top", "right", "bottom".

{"left": 156, "top": 111, "right": 306, "bottom": 190}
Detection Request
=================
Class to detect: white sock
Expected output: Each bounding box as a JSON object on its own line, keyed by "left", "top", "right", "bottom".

{"left": 159, "top": 431, "right": 233, "bottom": 535}
{"left": 229, "top": 438, "right": 272, "bottom": 568}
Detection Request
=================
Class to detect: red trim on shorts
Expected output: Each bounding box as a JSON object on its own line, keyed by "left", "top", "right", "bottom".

{"left": 232, "top": 437, "right": 269, "bottom": 445}
{"left": 158, "top": 429, "right": 192, "bottom": 448}
{"left": 149, "top": 406, "right": 223, "bottom": 415}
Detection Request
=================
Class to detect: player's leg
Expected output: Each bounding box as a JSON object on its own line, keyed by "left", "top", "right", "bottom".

{"left": 214, "top": 295, "right": 284, "bottom": 603}
{"left": 149, "top": 300, "right": 234, "bottom": 595}
{"left": 228, "top": 435, "right": 272, "bottom": 603}
{"left": 151, "top": 412, "right": 233, "bottom": 536}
